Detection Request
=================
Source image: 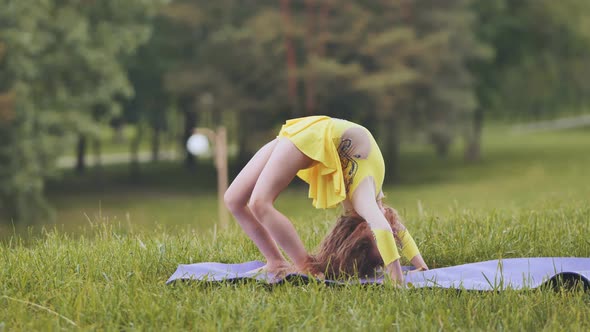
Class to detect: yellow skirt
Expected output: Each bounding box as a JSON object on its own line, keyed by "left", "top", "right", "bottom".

{"left": 278, "top": 116, "right": 346, "bottom": 209}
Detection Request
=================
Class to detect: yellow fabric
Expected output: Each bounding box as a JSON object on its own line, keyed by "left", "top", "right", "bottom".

{"left": 331, "top": 119, "right": 385, "bottom": 199}
{"left": 278, "top": 116, "right": 385, "bottom": 209}
{"left": 373, "top": 229, "right": 401, "bottom": 266}
{"left": 397, "top": 229, "right": 421, "bottom": 261}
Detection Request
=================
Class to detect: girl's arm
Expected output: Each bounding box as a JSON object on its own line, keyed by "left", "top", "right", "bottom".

{"left": 351, "top": 178, "right": 404, "bottom": 284}
{"left": 385, "top": 208, "right": 429, "bottom": 271}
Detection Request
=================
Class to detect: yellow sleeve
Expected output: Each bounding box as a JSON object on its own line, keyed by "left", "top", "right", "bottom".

{"left": 397, "top": 229, "right": 421, "bottom": 261}
{"left": 373, "top": 229, "right": 401, "bottom": 266}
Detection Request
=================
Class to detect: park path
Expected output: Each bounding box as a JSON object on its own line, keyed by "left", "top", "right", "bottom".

{"left": 512, "top": 114, "right": 590, "bottom": 133}
{"left": 56, "top": 150, "right": 182, "bottom": 169}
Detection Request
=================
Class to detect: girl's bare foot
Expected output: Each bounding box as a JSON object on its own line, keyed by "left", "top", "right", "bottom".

{"left": 266, "top": 262, "right": 296, "bottom": 277}
{"left": 246, "top": 261, "right": 294, "bottom": 277}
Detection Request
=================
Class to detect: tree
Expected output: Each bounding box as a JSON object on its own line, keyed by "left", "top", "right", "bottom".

{"left": 410, "top": 0, "right": 491, "bottom": 159}
{"left": 308, "top": 1, "right": 488, "bottom": 176}
{"left": 0, "top": 0, "right": 166, "bottom": 224}
{"left": 467, "top": 0, "right": 590, "bottom": 160}
{"left": 157, "top": 0, "right": 292, "bottom": 169}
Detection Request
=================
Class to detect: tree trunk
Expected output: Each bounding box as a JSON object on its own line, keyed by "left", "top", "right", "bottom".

{"left": 377, "top": 110, "right": 400, "bottom": 184}
{"left": 130, "top": 123, "right": 143, "bottom": 177}
{"left": 433, "top": 138, "right": 450, "bottom": 158}
{"left": 431, "top": 120, "right": 452, "bottom": 159}
{"left": 181, "top": 96, "right": 197, "bottom": 169}
{"left": 317, "top": 0, "right": 331, "bottom": 57}
{"left": 112, "top": 118, "right": 125, "bottom": 143}
{"left": 92, "top": 139, "right": 102, "bottom": 171}
{"left": 211, "top": 103, "right": 222, "bottom": 127}
{"left": 236, "top": 111, "right": 252, "bottom": 173}
{"left": 384, "top": 114, "right": 401, "bottom": 183}
{"left": 76, "top": 135, "right": 87, "bottom": 174}
{"left": 304, "top": 0, "right": 317, "bottom": 115}
{"left": 280, "top": 0, "right": 298, "bottom": 109}
{"left": 151, "top": 125, "right": 160, "bottom": 162}
{"left": 464, "top": 107, "right": 483, "bottom": 162}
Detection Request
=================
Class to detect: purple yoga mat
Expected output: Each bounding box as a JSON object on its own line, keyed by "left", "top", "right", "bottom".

{"left": 166, "top": 257, "right": 590, "bottom": 291}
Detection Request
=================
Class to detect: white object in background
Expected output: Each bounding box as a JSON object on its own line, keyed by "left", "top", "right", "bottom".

{"left": 186, "top": 134, "right": 210, "bottom": 155}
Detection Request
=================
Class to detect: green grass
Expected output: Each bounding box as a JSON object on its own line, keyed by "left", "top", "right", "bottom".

{"left": 1, "top": 126, "right": 590, "bottom": 330}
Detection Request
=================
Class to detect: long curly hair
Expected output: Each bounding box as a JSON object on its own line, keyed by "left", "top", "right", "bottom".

{"left": 308, "top": 214, "right": 383, "bottom": 279}
{"left": 307, "top": 205, "right": 405, "bottom": 279}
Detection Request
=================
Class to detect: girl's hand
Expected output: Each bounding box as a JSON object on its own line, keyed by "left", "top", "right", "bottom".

{"left": 384, "top": 259, "right": 404, "bottom": 285}
{"left": 410, "top": 254, "right": 429, "bottom": 271}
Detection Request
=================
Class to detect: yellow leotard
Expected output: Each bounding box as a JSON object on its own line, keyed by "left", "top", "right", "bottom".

{"left": 279, "top": 116, "right": 418, "bottom": 267}
{"left": 278, "top": 115, "right": 385, "bottom": 209}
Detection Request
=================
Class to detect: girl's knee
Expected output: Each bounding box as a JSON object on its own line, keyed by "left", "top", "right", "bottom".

{"left": 224, "top": 189, "right": 247, "bottom": 214}
{"left": 247, "top": 198, "right": 273, "bottom": 223}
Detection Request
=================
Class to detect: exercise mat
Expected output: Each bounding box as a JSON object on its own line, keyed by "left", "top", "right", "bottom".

{"left": 166, "top": 257, "right": 590, "bottom": 291}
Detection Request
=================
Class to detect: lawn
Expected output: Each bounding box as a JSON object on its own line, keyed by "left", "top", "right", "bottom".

{"left": 1, "top": 125, "right": 589, "bottom": 330}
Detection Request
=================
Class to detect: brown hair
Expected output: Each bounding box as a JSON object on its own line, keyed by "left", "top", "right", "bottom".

{"left": 308, "top": 214, "right": 384, "bottom": 279}
{"left": 383, "top": 205, "right": 406, "bottom": 237}
{"left": 307, "top": 205, "right": 405, "bottom": 279}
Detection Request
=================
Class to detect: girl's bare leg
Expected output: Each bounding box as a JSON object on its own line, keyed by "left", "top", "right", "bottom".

{"left": 224, "top": 139, "right": 287, "bottom": 268}
{"left": 248, "top": 138, "right": 314, "bottom": 271}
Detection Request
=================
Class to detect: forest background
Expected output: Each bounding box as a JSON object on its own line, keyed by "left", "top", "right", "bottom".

{"left": 1, "top": 0, "right": 589, "bottom": 226}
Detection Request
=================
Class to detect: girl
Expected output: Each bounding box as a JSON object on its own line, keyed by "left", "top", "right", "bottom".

{"left": 224, "top": 115, "right": 427, "bottom": 283}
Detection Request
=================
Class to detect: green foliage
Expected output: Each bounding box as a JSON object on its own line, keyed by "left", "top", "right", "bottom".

{"left": 3, "top": 0, "right": 590, "bottom": 224}
{"left": 127, "top": 0, "right": 590, "bottom": 167}
{"left": 472, "top": 0, "right": 590, "bottom": 120}
{"left": 138, "top": 0, "right": 490, "bottom": 167}
{"left": 147, "top": 0, "right": 293, "bottom": 165}
{"left": 0, "top": 0, "right": 167, "bottom": 224}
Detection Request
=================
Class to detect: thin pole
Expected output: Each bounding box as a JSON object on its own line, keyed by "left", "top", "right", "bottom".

{"left": 216, "top": 127, "right": 229, "bottom": 228}
{"left": 194, "top": 127, "right": 229, "bottom": 229}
